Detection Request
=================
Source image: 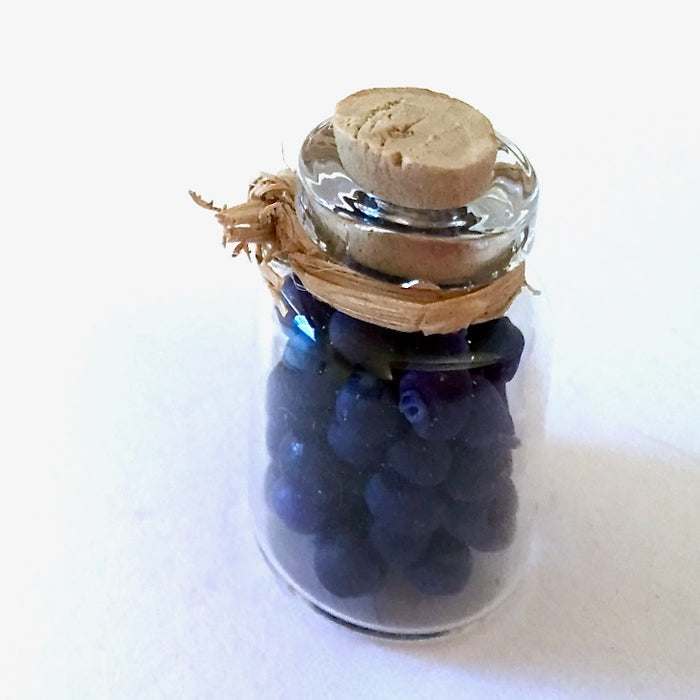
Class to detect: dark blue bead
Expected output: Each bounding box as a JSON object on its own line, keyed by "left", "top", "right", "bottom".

{"left": 322, "top": 499, "right": 373, "bottom": 538}
{"left": 459, "top": 375, "right": 516, "bottom": 447}
{"left": 405, "top": 530, "right": 473, "bottom": 596}
{"left": 444, "top": 444, "right": 513, "bottom": 502}
{"left": 329, "top": 311, "right": 469, "bottom": 377}
{"left": 265, "top": 401, "right": 327, "bottom": 454}
{"left": 386, "top": 432, "right": 452, "bottom": 486}
{"left": 266, "top": 470, "right": 328, "bottom": 534}
{"left": 327, "top": 372, "right": 402, "bottom": 466}
{"left": 445, "top": 476, "right": 518, "bottom": 552}
{"left": 265, "top": 432, "right": 343, "bottom": 534}
{"left": 314, "top": 533, "right": 387, "bottom": 598}
{"left": 467, "top": 317, "right": 525, "bottom": 383}
{"left": 335, "top": 372, "right": 401, "bottom": 444}
{"left": 368, "top": 521, "right": 430, "bottom": 568}
{"left": 266, "top": 362, "right": 338, "bottom": 455}
{"left": 266, "top": 361, "right": 336, "bottom": 414}
{"left": 398, "top": 389, "right": 429, "bottom": 426}
{"left": 364, "top": 471, "right": 446, "bottom": 540}
{"left": 327, "top": 420, "right": 388, "bottom": 468}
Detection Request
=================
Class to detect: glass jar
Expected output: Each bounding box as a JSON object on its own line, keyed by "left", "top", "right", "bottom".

{"left": 248, "top": 119, "right": 543, "bottom": 639}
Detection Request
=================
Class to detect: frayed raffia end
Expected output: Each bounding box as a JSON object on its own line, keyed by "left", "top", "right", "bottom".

{"left": 189, "top": 171, "right": 526, "bottom": 334}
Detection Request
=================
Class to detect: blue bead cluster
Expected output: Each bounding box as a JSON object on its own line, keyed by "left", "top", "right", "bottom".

{"left": 265, "top": 275, "right": 524, "bottom": 599}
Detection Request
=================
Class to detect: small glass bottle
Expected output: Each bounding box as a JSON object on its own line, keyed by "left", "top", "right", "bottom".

{"left": 246, "top": 118, "right": 542, "bottom": 639}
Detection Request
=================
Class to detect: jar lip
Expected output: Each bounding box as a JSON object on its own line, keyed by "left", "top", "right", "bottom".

{"left": 297, "top": 118, "right": 539, "bottom": 240}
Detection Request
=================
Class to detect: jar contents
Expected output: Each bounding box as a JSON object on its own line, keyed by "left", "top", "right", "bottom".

{"left": 261, "top": 274, "right": 526, "bottom": 636}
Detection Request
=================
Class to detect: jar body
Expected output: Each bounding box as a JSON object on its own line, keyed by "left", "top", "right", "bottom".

{"left": 249, "top": 272, "right": 546, "bottom": 638}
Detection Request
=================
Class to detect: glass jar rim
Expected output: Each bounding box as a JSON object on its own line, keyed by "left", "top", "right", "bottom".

{"left": 295, "top": 118, "right": 538, "bottom": 289}
{"left": 297, "top": 118, "right": 539, "bottom": 240}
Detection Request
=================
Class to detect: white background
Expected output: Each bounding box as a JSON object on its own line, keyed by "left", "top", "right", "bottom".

{"left": 2, "top": 1, "right": 699, "bottom": 698}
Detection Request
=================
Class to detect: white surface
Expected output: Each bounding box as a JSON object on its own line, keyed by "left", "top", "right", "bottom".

{"left": 2, "top": 2, "right": 699, "bottom": 698}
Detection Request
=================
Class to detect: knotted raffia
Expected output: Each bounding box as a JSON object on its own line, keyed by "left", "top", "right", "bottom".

{"left": 190, "top": 171, "right": 525, "bottom": 334}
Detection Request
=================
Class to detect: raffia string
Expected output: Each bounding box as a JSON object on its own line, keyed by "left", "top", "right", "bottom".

{"left": 190, "top": 170, "right": 526, "bottom": 334}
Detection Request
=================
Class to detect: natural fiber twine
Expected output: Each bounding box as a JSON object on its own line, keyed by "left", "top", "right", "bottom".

{"left": 190, "top": 170, "right": 526, "bottom": 334}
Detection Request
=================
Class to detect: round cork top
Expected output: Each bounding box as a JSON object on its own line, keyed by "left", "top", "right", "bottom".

{"left": 333, "top": 87, "right": 498, "bottom": 209}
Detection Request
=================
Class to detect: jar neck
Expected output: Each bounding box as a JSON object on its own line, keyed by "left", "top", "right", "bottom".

{"left": 296, "top": 119, "right": 538, "bottom": 290}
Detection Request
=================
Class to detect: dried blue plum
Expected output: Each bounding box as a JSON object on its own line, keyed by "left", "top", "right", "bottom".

{"left": 314, "top": 533, "right": 387, "bottom": 598}
{"left": 445, "top": 476, "right": 518, "bottom": 552}
{"left": 386, "top": 432, "right": 452, "bottom": 486}
{"left": 398, "top": 370, "right": 473, "bottom": 441}
{"left": 405, "top": 530, "right": 473, "bottom": 596}
{"left": 467, "top": 317, "right": 524, "bottom": 383}
{"left": 364, "top": 471, "right": 446, "bottom": 540}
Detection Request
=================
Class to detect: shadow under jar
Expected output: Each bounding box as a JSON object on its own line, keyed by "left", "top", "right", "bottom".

{"left": 249, "top": 119, "right": 543, "bottom": 639}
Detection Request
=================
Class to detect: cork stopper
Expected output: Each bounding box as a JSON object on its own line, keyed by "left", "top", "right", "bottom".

{"left": 297, "top": 100, "right": 537, "bottom": 287}
{"left": 333, "top": 87, "right": 498, "bottom": 210}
